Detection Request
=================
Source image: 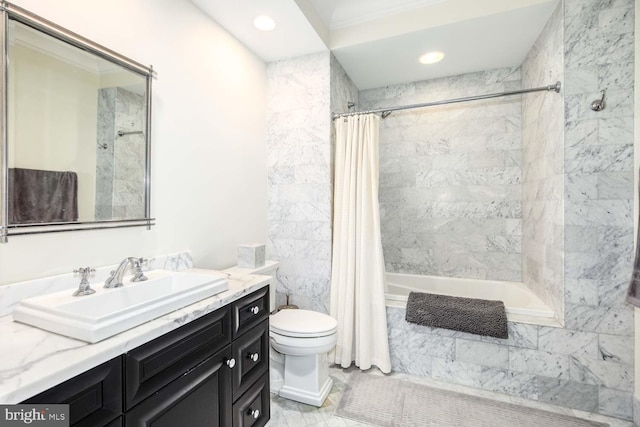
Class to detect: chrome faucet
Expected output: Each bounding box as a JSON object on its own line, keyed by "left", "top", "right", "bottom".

{"left": 104, "top": 257, "right": 148, "bottom": 288}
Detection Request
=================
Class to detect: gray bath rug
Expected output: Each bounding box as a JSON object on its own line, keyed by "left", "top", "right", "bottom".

{"left": 335, "top": 374, "right": 608, "bottom": 427}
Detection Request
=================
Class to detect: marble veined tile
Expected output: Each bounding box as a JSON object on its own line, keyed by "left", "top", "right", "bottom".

{"left": 564, "top": 278, "right": 599, "bottom": 306}
{"left": 483, "top": 323, "right": 539, "bottom": 349}
{"left": 569, "top": 356, "right": 633, "bottom": 391}
{"left": 484, "top": 370, "right": 539, "bottom": 400}
{"left": 598, "top": 279, "right": 630, "bottom": 308}
{"left": 431, "top": 358, "right": 507, "bottom": 390}
{"left": 599, "top": 117, "right": 634, "bottom": 145}
{"left": 563, "top": 68, "right": 599, "bottom": 95}
{"left": 537, "top": 327, "right": 599, "bottom": 358}
{"left": 564, "top": 250, "right": 632, "bottom": 284}
{"left": 564, "top": 0, "right": 634, "bottom": 18}
{"left": 509, "top": 348, "right": 570, "bottom": 379}
{"left": 565, "top": 199, "right": 632, "bottom": 227}
{"left": 455, "top": 340, "right": 509, "bottom": 369}
{"left": 596, "top": 172, "right": 633, "bottom": 199}
{"left": 536, "top": 377, "right": 599, "bottom": 412}
{"left": 598, "top": 6, "right": 634, "bottom": 35}
{"left": 599, "top": 334, "right": 635, "bottom": 365}
{"left": 598, "top": 387, "right": 633, "bottom": 421}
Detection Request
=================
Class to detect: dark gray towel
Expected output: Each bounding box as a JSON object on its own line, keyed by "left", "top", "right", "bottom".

{"left": 627, "top": 258, "right": 640, "bottom": 307}
{"left": 9, "top": 168, "right": 78, "bottom": 224}
{"left": 405, "top": 292, "right": 508, "bottom": 339}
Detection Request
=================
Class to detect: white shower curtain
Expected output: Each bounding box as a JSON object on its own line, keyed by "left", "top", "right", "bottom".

{"left": 330, "top": 113, "right": 391, "bottom": 374}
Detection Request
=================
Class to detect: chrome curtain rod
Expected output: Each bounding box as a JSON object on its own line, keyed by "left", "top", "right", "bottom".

{"left": 332, "top": 81, "right": 562, "bottom": 120}
{"left": 117, "top": 130, "right": 144, "bottom": 137}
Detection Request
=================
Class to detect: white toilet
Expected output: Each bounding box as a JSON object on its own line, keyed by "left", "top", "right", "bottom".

{"left": 270, "top": 307, "right": 337, "bottom": 406}
{"left": 226, "top": 261, "right": 338, "bottom": 407}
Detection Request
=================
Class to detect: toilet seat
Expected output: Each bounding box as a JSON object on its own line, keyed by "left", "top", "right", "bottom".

{"left": 269, "top": 309, "right": 337, "bottom": 338}
{"left": 270, "top": 330, "right": 337, "bottom": 356}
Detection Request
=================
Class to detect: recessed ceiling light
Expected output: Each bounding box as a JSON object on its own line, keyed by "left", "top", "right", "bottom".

{"left": 253, "top": 15, "right": 276, "bottom": 31}
{"left": 419, "top": 51, "right": 444, "bottom": 65}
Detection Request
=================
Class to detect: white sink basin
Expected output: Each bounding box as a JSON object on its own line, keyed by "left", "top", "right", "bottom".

{"left": 12, "top": 270, "right": 229, "bottom": 343}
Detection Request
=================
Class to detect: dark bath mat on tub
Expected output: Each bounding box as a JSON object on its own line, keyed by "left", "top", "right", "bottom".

{"left": 335, "top": 374, "right": 608, "bottom": 427}
{"left": 405, "top": 291, "right": 508, "bottom": 338}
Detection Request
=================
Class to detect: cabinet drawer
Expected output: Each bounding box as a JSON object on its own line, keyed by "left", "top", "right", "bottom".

{"left": 232, "top": 318, "right": 269, "bottom": 400}
{"left": 232, "top": 286, "right": 269, "bottom": 339}
{"left": 24, "top": 356, "right": 122, "bottom": 427}
{"left": 124, "top": 306, "right": 231, "bottom": 409}
{"left": 232, "top": 372, "right": 270, "bottom": 427}
{"left": 125, "top": 346, "right": 232, "bottom": 427}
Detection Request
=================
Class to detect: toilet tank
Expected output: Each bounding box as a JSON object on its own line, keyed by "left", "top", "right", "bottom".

{"left": 224, "top": 261, "right": 279, "bottom": 312}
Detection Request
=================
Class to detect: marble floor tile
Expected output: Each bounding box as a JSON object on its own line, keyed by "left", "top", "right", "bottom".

{"left": 266, "top": 366, "right": 634, "bottom": 427}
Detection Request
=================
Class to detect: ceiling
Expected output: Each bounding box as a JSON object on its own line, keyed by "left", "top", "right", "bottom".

{"left": 190, "top": 0, "right": 560, "bottom": 90}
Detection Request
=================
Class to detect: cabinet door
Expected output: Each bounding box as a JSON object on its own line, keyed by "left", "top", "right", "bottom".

{"left": 231, "top": 286, "right": 269, "bottom": 339}
{"left": 232, "top": 319, "right": 269, "bottom": 401}
{"left": 23, "top": 356, "right": 122, "bottom": 427}
{"left": 124, "top": 346, "right": 232, "bottom": 427}
{"left": 232, "top": 372, "right": 270, "bottom": 427}
{"left": 124, "top": 305, "right": 231, "bottom": 409}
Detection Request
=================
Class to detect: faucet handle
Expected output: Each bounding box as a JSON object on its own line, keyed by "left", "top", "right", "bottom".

{"left": 131, "top": 258, "right": 149, "bottom": 282}
{"left": 133, "top": 257, "right": 149, "bottom": 269}
{"left": 73, "top": 267, "right": 96, "bottom": 284}
{"left": 72, "top": 267, "right": 96, "bottom": 296}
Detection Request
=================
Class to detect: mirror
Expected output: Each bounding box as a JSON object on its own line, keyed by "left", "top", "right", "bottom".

{"left": 0, "top": 2, "right": 155, "bottom": 241}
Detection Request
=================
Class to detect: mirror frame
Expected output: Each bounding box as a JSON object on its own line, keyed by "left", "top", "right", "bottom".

{"left": 0, "top": 1, "right": 156, "bottom": 243}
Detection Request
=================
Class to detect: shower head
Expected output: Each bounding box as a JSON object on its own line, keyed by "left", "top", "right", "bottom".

{"left": 381, "top": 111, "right": 392, "bottom": 119}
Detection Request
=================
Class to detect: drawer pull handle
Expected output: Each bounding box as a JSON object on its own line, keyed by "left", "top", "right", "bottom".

{"left": 249, "top": 409, "right": 260, "bottom": 419}
{"left": 248, "top": 352, "right": 259, "bottom": 362}
{"left": 249, "top": 306, "right": 260, "bottom": 315}
{"left": 226, "top": 358, "right": 236, "bottom": 369}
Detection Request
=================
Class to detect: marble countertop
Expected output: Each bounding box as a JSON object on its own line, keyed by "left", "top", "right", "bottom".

{"left": 0, "top": 269, "right": 270, "bottom": 404}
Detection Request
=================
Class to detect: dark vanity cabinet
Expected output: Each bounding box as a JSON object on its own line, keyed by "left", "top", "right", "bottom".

{"left": 124, "top": 347, "right": 232, "bottom": 426}
{"left": 230, "top": 286, "right": 271, "bottom": 427}
{"left": 24, "top": 356, "right": 123, "bottom": 427}
{"left": 23, "top": 286, "right": 271, "bottom": 427}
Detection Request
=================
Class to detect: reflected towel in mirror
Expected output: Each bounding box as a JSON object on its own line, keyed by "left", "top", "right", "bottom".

{"left": 8, "top": 168, "right": 78, "bottom": 224}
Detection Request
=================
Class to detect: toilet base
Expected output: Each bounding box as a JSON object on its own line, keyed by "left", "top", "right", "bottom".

{"left": 270, "top": 347, "right": 285, "bottom": 394}
{"left": 279, "top": 376, "right": 333, "bottom": 407}
{"left": 277, "top": 351, "right": 333, "bottom": 407}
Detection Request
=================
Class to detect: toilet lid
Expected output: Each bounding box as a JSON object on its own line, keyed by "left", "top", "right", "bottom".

{"left": 270, "top": 309, "right": 338, "bottom": 337}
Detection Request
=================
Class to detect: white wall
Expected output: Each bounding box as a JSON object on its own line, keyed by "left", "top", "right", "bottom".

{"left": 0, "top": 0, "right": 268, "bottom": 285}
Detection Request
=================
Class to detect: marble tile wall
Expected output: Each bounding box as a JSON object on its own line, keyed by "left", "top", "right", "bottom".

{"left": 330, "top": 53, "right": 360, "bottom": 189}
{"left": 95, "top": 88, "right": 116, "bottom": 220}
{"left": 263, "top": 1, "right": 634, "bottom": 419}
{"left": 521, "top": 3, "right": 565, "bottom": 321}
{"left": 95, "top": 88, "right": 146, "bottom": 219}
{"left": 359, "top": 68, "right": 523, "bottom": 281}
{"left": 562, "top": 0, "right": 635, "bottom": 420}
{"left": 112, "top": 88, "right": 146, "bottom": 219}
{"left": 387, "top": 306, "right": 633, "bottom": 420}
{"left": 266, "top": 52, "right": 334, "bottom": 313}
{"left": 386, "top": 0, "right": 635, "bottom": 421}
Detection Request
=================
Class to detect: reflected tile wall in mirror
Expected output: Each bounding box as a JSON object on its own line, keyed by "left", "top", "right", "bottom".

{"left": 96, "top": 87, "right": 145, "bottom": 220}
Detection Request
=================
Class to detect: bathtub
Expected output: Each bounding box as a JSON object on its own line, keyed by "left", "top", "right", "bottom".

{"left": 385, "top": 272, "right": 555, "bottom": 321}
